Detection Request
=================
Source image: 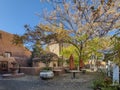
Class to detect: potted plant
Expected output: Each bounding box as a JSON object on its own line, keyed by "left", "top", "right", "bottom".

{"left": 39, "top": 52, "right": 58, "bottom": 79}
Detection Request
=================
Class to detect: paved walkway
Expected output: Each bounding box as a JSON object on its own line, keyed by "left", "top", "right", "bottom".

{"left": 0, "top": 72, "right": 96, "bottom": 90}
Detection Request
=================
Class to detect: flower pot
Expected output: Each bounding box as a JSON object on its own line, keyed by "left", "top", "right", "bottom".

{"left": 40, "top": 70, "right": 54, "bottom": 79}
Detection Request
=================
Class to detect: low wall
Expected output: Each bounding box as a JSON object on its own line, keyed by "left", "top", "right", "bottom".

{"left": 15, "top": 57, "right": 29, "bottom": 67}
{"left": 20, "top": 67, "right": 66, "bottom": 75}
{"left": 20, "top": 67, "right": 41, "bottom": 75}
{"left": 53, "top": 67, "right": 66, "bottom": 74}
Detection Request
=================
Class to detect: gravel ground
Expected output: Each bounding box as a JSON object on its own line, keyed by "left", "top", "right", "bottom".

{"left": 0, "top": 72, "right": 96, "bottom": 90}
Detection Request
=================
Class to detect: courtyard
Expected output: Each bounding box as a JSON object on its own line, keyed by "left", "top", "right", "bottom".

{"left": 0, "top": 72, "right": 96, "bottom": 90}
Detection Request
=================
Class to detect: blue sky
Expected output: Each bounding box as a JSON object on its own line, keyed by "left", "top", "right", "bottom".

{"left": 0, "top": 0, "right": 116, "bottom": 36}
{"left": 0, "top": 0, "right": 47, "bottom": 35}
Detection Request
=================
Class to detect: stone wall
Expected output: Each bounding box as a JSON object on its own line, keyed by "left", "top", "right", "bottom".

{"left": 20, "top": 67, "right": 41, "bottom": 75}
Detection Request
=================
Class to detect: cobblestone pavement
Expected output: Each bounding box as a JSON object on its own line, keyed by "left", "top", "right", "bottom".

{"left": 0, "top": 72, "right": 96, "bottom": 90}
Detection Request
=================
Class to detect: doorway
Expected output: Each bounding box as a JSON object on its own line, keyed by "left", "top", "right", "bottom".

{"left": 0, "top": 61, "right": 8, "bottom": 73}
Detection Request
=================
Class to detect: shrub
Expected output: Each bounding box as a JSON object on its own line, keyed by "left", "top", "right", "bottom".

{"left": 42, "top": 67, "right": 53, "bottom": 71}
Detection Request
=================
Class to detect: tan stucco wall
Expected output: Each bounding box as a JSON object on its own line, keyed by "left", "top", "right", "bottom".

{"left": 49, "top": 43, "right": 60, "bottom": 56}
{"left": 49, "top": 61, "right": 58, "bottom": 67}
{"left": 33, "top": 61, "right": 58, "bottom": 68}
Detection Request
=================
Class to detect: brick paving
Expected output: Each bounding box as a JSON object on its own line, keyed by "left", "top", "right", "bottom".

{"left": 0, "top": 72, "right": 96, "bottom": 90}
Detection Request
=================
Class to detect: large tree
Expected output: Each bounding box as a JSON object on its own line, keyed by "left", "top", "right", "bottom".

{"left": 13, "top": 0, "right": 120, "bottom": 68}
{"left": 39, "top": 0, "right": 120, "bottom": 62}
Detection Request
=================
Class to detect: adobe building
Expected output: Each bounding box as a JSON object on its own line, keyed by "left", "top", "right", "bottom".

{"left": 48, "top": 41, "right": 68, "bottom": 57}
{"left": 48, "top": 41, "right": 69, "bottom": 67}
{"left": 32, "top": 41, "right": 61, "bottom": 68}
{"left": 0, "top": 56, "right": 17, "bottom": 73}
{"left": 32, "top": 52, "right": 58, "bottom": 68}
{"left": 0, "top": 30, "right": 31, "bottom": 72}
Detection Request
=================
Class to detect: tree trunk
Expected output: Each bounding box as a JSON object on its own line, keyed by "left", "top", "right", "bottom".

{"left": 79, "top": 42, "right": 83, "bottom": 71}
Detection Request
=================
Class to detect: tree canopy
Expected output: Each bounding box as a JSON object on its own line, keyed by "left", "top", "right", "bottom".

{"left": 13, "top": 0, "right": 120, "bottom": 67}
{"left": 38, "top": 0, "right": 120, "bottom": 61}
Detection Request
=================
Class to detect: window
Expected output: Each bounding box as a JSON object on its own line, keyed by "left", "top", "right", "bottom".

{"left": 0, "top": 61, "right": 8, "bottom": 71}
{"left": 4, "top": 52, "right": 12, "bottom": 57}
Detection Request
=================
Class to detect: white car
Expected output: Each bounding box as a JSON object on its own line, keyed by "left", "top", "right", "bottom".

{"left": 40, "top": 70, "right": 54, "bottom": 79}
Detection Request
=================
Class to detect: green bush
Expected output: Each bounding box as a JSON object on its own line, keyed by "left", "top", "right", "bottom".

{"left": 92, "top": 68, "right": 120, "bottom": 90}
{"left": 92, "top": 76, "right": 120, "bottom": 90}
{"left": 92, "top": 79, "right": 104, "bottom": 89}
{"left": 101, "top": 86, "right": 120, "bottom": 90}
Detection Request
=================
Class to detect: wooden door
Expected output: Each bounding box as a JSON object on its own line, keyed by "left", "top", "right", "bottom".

{"left": 0, "top": 61, "right": 8, "bottom": 72}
